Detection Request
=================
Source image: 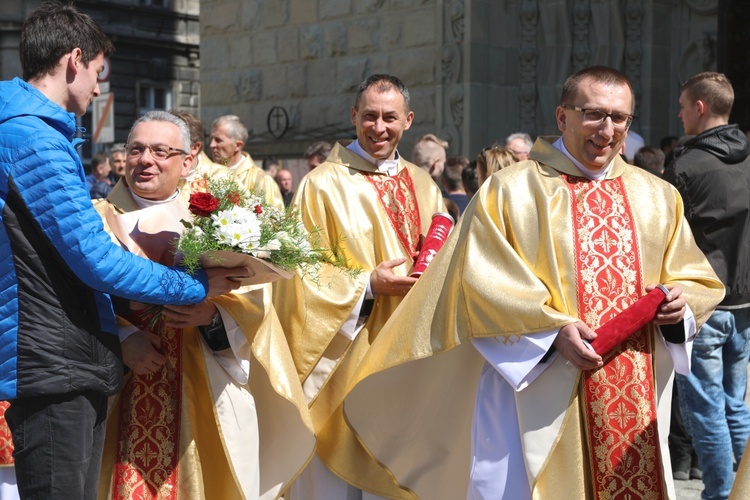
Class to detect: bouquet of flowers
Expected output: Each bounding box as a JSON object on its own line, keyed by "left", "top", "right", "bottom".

{"left": 177, "top": 176, "right": 352, "bottom": 285}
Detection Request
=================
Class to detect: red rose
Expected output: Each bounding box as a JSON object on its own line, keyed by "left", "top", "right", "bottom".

{"left": 226, "top": 192, "right": 241, "bottom": 205}
{"left": 189, "top": 192, "right": 220, "bottom": 217}
{"left": 254, "top": 204, "right": 263, "bottom": 214}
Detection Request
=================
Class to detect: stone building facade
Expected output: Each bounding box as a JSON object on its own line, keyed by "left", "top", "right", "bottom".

{"left": 199, "top": 0, "right": 735, "bottom": 162}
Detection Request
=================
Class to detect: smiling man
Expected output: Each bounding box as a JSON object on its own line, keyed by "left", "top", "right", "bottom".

{"left": 94, "top": 111, "right": 314, "bottom": 500}
{"left": 336, "top": 66, "right": 725, "bottom": 500}
{"left": 274, "top": 74, "right": 445, "bottom": 499}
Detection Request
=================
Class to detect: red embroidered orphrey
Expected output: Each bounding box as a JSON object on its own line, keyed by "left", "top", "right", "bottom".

{"left": 565, "top": 175, "right": 667, "bottom": 498}
{"left": 0, "top": 401, "right": 13, "bottom": 465}
{"left": 111, "top": 310, "right": 182, "bottom": 499}
{"left": 364, "top": 168, "right": 422, "bottom": 258}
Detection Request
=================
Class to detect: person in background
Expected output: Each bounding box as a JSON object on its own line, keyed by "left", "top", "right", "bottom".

{"left": 303, "top": 141, "right": 332, "bottom": 171}
{"left": 476, "top": 146, "right": 518, "bottom": 185}
{"left": 276, "top": 168, "right": 294, "bottom": 207}
{"left": 504, "top": 132, "right": 533, "bottom": 160}
{"left": 209, "top": 115, "right": 284, "bottom": 209}
{"left": 664, "top": 71, "right": 750, "bottom": 500}
{"left": 87, "top": 152, "right": 114, "bottom": 199}
{"left": 633, "top": 145, "right": 666, "bottom": 176}
{"left": 462, "top": 160, "right": 479, "bottom": 199}
{"left": 411, "top": 133, "right": 448, "bottom": 183}
{"left": 108, "top": 143, "right": 127, "bottom": 181}
{"left": 441, "top": 155, "right": 470, "bottom": 215}
{"left": 262, "top": 156, "right": 281, "bottom": 179}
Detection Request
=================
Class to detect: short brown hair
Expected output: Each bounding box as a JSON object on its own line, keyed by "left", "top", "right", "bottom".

{"left": 169, "top": 109, "right": 205, "bottom": 150}
{"left": 21, "top": 1, "right": 115, "bottom": 81}
{"left": 560, "top": 66, "right": 635, "bottom": 113}
{"left": 304, "top": 141, "right": 332, "bottom": 160}
{"left": 681, "top": 72, "right": 734, "bottom": 118}
{"left": 441, "top": 156, "right": 469, "bottom": 191}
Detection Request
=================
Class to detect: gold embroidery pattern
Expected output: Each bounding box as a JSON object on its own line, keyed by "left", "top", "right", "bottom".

{"left": 112, "top": 313, "right": 182, "bottom": 500}
{"left": 0, "top": 401, "right": 13, "bottom": 464}
{"left": 364, "top": 169, "right": 422, "bottom": 257}
{"left": 565, "top": 175, "right": 665, "bottom": 499}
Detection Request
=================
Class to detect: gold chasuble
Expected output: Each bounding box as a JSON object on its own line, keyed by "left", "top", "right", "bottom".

{"left": 94, "top": 181, "right": 314, "bottom": 500}
{"left": 338, "top": 139, "right": 724, "bottom": 499}
{"left": 222, "top": 152, "right": 284, "bottom": 211}
{"left": 273, "top": 142, "right": 445, "bottom": 497}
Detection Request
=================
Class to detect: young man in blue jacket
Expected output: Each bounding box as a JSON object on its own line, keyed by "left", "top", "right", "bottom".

{"left": 0, "top": 2, "right": 241, "bottom": 498}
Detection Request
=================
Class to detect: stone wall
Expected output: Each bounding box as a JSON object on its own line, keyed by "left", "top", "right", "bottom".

{"left": 200, "top": 0, "right": 730, "bottom": 161}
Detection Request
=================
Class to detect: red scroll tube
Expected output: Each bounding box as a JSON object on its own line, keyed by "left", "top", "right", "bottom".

{"left": 587, "top": 284, "right": 670, "bottom": 357}
{"left": 410, "top": 212, "right": 454, "bottom": 277}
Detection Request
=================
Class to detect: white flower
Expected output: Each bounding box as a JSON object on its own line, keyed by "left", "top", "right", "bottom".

{"left": 264, "top": 238, "right": 282, "bottom": 251}
{"left": 212, "top": 206, "right": 261, "bottom": 251}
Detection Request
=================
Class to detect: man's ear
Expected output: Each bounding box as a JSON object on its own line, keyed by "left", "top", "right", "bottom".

{"left": 696, "top": 99, "right": 707, "bottom": 116}
{"left": 555, "top": 106, "right": 567, "bottom": 132}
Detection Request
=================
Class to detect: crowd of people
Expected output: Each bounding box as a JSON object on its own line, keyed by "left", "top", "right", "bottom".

{"left": 0, "top": 2, "right": 749, "bottom": 500}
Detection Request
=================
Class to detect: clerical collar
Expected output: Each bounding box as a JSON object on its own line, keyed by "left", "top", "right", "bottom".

{"left": 227, "top": 155, "right": 246, "bottom": 171}
{"left": 129, "top": 188, "right": 181, "bottom": 209}
{"left": 553, "top": 137, "right": 613, "bottom": 180}
{"left": 346, "top": 140, "right": 400, "bottom": 176}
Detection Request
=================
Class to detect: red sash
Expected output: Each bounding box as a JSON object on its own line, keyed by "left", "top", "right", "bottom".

{"left": 364, "top": 168, "right": 422, "bottom": 258}
{"left": 565, "top": 175, "right": 666, "bottom": 498}
{"left": 0, "top": 402, "right": 13, "bottom": 465}
{"left": 111, "top": 309, "right": 182, "bottom": 499}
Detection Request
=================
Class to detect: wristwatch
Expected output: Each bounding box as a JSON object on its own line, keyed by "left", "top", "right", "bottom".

{"left": 198, "top": 309, "right": 231, "bottom": 351}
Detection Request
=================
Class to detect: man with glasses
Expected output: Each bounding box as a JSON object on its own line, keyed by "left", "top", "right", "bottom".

{"left": 94, "top": 111, "right": 314, "bottom": 499}
{"left": 0, "top": 3, "right": 241, "bottom": 498}
{"left": 338, "top": 66, "right": 724, "bottom": 499}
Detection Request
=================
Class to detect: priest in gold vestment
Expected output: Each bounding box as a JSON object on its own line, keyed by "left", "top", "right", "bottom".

{"left": 208, "top": 114, "right": 284, "bottom": 210}
{"left": 339, "top": 67, "right": 725, "bottom": 499}
{"left": 95, "top": 111, "right": 314, "bottom": 500}
{"left": 273, "top": 75, "right": 445, "bottom": 499}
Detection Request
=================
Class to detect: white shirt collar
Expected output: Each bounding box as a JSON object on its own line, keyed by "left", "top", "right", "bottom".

{"left": 129, "top": 188, "right": 181, "bottom": 209}
{"left": 227, "top": 155, "right": 246, "bottom": 171}
{"left": 346, "top": 140, "right": 400, "bottom": 176}
{"left": 552, "top": 137, "right": 613, "bottom": 180}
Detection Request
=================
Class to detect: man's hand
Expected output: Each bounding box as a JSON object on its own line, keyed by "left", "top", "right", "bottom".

{"left": 647, "top": 284, "right": 686, "bottom": 325}
{"left": 162, "top": 300, "right": 217, "bottom": 329}
{"left": 204, "top": 267, "right": 246, "bottom": 297}
{"left": 370, "top": 257, "right": 418, "bottom": 296}
{"left": 122, "top": 331, "right": 167, "bottom": 375}
{"left": 553, "top": 321, "right": 603, "bottom": 370}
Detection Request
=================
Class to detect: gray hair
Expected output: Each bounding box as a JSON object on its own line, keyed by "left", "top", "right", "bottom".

{"left": 505, "top": 132, "right": 533, "bottom": 151}
{"left": 127, "top": 110, "right": 191, "bottom": 152}
{"left": 212, "top": 115, "right": 249, "bottom": 143}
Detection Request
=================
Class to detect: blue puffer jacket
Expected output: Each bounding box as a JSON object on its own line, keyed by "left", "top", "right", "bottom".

{"left": 0, "top": 78, "right": 209, "bottom": 400}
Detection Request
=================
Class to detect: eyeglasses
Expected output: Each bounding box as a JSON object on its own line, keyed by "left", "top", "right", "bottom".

{"left": 126, "top": 143, "right": 188, "bottom": 160}
{"left": 562, "top": 104, "right": 634, "bottom": 130}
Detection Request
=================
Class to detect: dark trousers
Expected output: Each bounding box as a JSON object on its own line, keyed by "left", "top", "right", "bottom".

{"left": 5, "top": 391, "right": 108, "bottom": 500}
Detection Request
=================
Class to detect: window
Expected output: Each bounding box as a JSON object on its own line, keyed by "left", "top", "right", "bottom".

{"left": 137, "top": 83, "right": 173, "bottom": 116}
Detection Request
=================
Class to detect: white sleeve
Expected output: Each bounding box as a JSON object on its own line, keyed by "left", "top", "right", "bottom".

{"left": 659, "top": 303, "right": 695, "bottom": 376}
{"left": 338, "top": 276, "right": 369, "bottom": 341}
{"left": 211, "top": 303, "right": 253, "bottom": 384}
{"left": 471, "top": 328, "right": 559, "bottom": 391}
